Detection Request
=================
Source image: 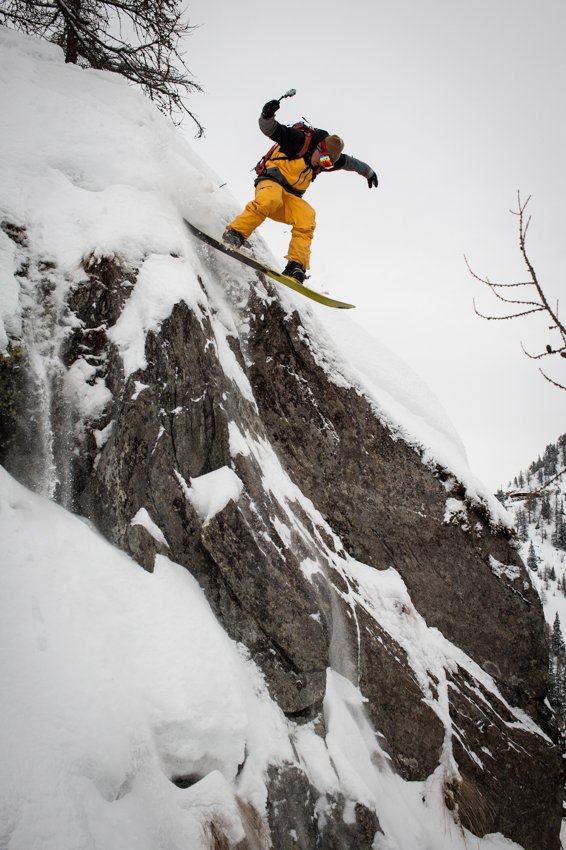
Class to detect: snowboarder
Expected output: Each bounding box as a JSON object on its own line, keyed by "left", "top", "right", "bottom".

{"left": 222, "top": 97, "right": 378, "bottom": 284}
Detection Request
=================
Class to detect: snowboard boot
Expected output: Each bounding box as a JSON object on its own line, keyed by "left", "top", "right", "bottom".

{"left": 222, "top": 227, "right": 245, "bottom": 249}
{"left": 282, "top": 260, "right": 307, "bottom": 284}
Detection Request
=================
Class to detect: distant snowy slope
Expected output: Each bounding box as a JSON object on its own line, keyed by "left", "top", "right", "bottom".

{"left": 0, "top": 24, "right": 505, "bottom": 524}
{"left": 503, "top": 435, "right": 566, "bottom": 630}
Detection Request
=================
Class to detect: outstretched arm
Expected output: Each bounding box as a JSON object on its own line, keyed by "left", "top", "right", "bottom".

{"left": 336, "top": 154, "right": 378, "bottom": 188}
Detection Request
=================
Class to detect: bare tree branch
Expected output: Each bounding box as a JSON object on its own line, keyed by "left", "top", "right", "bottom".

{"left": 0, "top": 0, "right": 204, "bottom": 134}
{"left": 467, "top": 193, "right": 566, "bottom": 387}
{"left": 489, "top": 281, "right": 534, "bottom": 288}
{"left": 516, "top": 194, "right": 565, "bottom": 337}
{"left": 473, "top": 299, "right": 545, "bottom": 322}
{"left": 521, "top": 341, "right": 566, "bottom": 360}
{"left": 540, "top": 369, "right": 566, "bottom": 391}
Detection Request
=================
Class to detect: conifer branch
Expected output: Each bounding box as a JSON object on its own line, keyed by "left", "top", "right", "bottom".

{"left": 538, "top": 466, "right": 566, "bottom": 493}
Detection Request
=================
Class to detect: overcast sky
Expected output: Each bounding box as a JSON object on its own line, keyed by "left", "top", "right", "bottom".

{"left": 181, "top": 0, "right": 565, "bottom": 491}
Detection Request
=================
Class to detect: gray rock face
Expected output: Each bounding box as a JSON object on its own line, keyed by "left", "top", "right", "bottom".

{"left": 266, "top": 764, "right": 382, "bottom": 849}
{"left": 2, "top": 229, "right": 563, "bottom": 850}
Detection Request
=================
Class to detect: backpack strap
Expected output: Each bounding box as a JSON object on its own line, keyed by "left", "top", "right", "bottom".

{"left": 293, "top": 123, "right": 314, "bottom": 158}
{"left": 254, "top": 123, "right": 314, "bottom": 176}
{"left": 255, "top": 142, "right": 279, "bottom": 176}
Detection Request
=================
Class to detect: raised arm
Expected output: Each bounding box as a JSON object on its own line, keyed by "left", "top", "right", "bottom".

{"left": 258, "top": 99, "right": 280, "bottom": 138}
{"left": 257, "top": 100, "right": 309, "bottom": 157}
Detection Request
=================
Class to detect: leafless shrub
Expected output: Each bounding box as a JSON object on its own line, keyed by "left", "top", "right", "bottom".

{"left": 467, "top": 192, "right": 566, "bottom": 390}
{"left": 444, "top": 775, "right": 493, "bottom": 837}
{"left": 205, "top": 820, "right": 230, "bottom": 850}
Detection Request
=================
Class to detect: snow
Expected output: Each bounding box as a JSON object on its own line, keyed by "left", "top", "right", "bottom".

{"left": 300, "top": 557, "right": 324, "bottom": 582}
{"left": 228, "top": 421, "right": 252, "bottom": 457}
{"left": 333, "top": 559, "right": 548, "bottom": 744}
{"left": 209, "top": 316, "right": 257, "bottom": 405}
{"left": 66, "top": 356, "right": 113, "bottom": 420}
{"left": 534, "top": 534, "right": 566, "bottom": 629}
{"left": 176, "top": 466, "right": 244, "bottom": 524}
{"left": 107, "top": 254, "right": 206, "bottom": 379}
{"left": 0, "top": 466, "right": 291, "bottom": 850}
{"left": 131, "top": 507, "right": 169, "bottom": 548}
{"left": 504, "top": 450, "right": 566, "bottom": 631}
{"left": 0, "top": 27, "right": 546, "bottom": 850}
{"left": 131, "top": 381, "right": 150, "bottom": 400}
{"left": 444, "top": 497, "right": 469, "bottom": 529}
{"left": 0, "top": 229, "right": 22, "bottom": 349}
{"left": 489, "top": 556, "right": 521, "bottom": 583}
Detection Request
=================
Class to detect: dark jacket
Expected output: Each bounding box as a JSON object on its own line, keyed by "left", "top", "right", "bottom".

{"left": 257, "top": 115, "right": 374, "bottom": 193}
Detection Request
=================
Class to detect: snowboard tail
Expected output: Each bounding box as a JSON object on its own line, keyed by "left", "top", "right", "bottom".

{"left": 184, "top": 220, "right": 355, "bottom": 310}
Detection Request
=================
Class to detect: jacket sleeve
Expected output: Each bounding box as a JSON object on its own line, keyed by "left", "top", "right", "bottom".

{"left": 334, "top": 153, "right": 375, "bottom": 180}
{"left": 258, "top": 114, "right": 279, "bottom": 138}
{"left": 258, "top": 115, "right": 307, "bottom": 157}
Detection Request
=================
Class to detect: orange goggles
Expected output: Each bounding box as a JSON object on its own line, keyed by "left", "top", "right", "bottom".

{"left": 317, "top": 140, "right": 334, "bottom": 169}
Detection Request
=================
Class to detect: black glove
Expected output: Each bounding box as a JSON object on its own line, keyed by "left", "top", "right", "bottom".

{"left": 261, "top": 99, "right": 280, "bottom": 119}
{"left": 367, "top": 170, "right": 378, "bottom": 189}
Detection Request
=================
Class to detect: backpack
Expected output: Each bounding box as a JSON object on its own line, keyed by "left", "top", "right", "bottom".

{"left": 254, "top": 122, "right": 315, "bottom": 177}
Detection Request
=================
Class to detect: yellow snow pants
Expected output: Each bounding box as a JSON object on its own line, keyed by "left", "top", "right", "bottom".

{"left": 228, "top": 180, "right": 316, "bottom": 269}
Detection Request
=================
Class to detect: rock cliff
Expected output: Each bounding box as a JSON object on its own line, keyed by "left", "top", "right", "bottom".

{"left": 2, "top": 229, "right": 563, "bottom": 848}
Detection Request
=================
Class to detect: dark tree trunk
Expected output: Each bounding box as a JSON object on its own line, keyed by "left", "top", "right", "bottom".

{"left": 63, "top": 0, "right": 81, "bottom": 64}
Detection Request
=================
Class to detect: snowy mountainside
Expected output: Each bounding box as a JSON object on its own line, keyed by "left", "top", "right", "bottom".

{"left": 0, "top": 26, "right": 563, "bottom": 850}
{"left": 500, "top": 435, "right": 566, "bottom": 731}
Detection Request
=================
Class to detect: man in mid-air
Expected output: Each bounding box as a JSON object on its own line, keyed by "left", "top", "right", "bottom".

{"left": 223, "top": 97, "right": 378, "bottom": 284}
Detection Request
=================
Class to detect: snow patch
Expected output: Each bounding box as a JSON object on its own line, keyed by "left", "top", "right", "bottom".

{"left": 131, "top": 507, "right": 169, "bottom": 548}
{"left": 228, "top": 421, "right": 251, "bottom": 457}
{"left": 65, "top": 357, "right": 112, "bottom": 421}
{"left": 301, "top": 558, "right": 324, "bottom": 582}
{"left": 178, "top": 466, "right": 244, "bottom": 524}
{"left": 444, "top": 497, "right": 469, "bottom": 529}
{"left": 108, "top": 254, "right": 205, "bottom": 379}
{"left": 268, "top": 516, "right": 290, "bottom": 549}
{"left": 131, "top": 381, "right": 149, "bottom": 400}
{"left": 210, "top": 318, "right": 257, "bottom": 406}
{"left": 489, "top": 555, "right": 521, "bottom": 583}
{"left": 0, "top": 229, "right": 22, "bottom": 349}
{"left": 93, "top": 420, "right": 114, "bottom": 449}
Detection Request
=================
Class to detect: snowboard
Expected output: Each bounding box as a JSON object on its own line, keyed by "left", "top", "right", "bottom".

{"left": 184, "top": 220, "right": 355, "bottom": 310}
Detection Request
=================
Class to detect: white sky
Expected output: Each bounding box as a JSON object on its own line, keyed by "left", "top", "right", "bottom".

{"left": 181, "top": 0, "right": 565, "bottom": 491}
